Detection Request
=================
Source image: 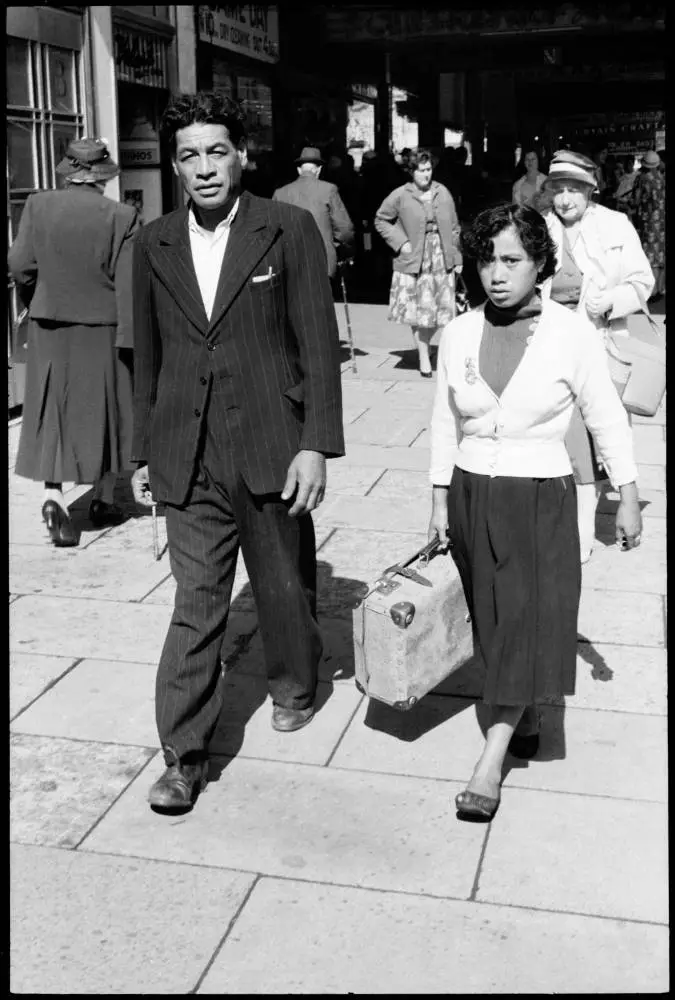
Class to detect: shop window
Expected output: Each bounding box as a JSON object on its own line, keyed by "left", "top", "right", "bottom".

{"left": 238, "top": 77, "right": 273, "bottom": 153}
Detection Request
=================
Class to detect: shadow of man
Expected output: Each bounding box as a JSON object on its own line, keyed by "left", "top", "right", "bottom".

{"left": 206, "top": 558, "right": 368, "bottom": 783}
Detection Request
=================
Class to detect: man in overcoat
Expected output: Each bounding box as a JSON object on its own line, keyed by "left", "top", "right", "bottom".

{"left": 131, "top": 93, "right": 344, "bottom": 811}
{"left": 273, "top": 146, "right": 354, "bottom": 278}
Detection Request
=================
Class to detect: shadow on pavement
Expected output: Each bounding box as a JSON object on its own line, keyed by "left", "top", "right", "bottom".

{"left": 206, "top": 559, "right": 367, "bottom": 783}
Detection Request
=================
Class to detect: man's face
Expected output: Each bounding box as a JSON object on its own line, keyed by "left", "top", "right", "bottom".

{"left": 172, "top": 123, "right": 246, "bottom": 211}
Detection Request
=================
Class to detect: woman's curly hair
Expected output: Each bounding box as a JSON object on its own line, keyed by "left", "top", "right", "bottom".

{"left": 160, "top": 92, "right": 247, "bottom": 152}
{"left": 460, "top": 203, "right": 558, "bottom": 282}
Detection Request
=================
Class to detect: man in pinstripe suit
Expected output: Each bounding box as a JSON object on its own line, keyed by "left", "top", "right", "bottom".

{"left": 130, "top": 93, "right": 344, "bottom": 811}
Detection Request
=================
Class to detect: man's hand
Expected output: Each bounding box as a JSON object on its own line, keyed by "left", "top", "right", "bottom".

{"left": 131, "top": 465, "right": 155, "bottom": 507}
{"left": 455, "top": 264, "right": 463, "bottom": 275}
{"left": 586, "top": 290, "right": 614, "bottom": 320}
{"left": 282, "top": 450, "right": 326, "bottom": 517}
{"left": 428, "top": 485, "right": 450, "bottom": 552}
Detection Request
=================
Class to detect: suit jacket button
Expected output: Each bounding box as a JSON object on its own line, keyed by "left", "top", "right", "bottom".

{"left": 200, "top": 376, "right": 207, "bottom": 385}
{"left": 207, "top": 343, "right": 216, "bottom": 351}
{"left": 194, "top": 408, "right": 201, "bottom": 417}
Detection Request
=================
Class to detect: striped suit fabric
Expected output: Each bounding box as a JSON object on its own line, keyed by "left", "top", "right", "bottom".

{"left": 131, "top": 192, "right": 345, "bottom": 761}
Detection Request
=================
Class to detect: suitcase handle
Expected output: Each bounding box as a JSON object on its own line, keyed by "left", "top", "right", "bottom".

{"left": 411, "top": 536, "right": 449, "bottom": 568}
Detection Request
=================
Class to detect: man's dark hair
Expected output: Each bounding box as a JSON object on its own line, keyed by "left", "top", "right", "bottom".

{"left": 160, "top": 91, "right": 247, "bottom": 152}
{"left": 460, "top": 203, "right": 557, "bottom": 281}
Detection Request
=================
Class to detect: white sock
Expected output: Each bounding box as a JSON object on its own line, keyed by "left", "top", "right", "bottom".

{"left": 44, "top": 488, "right": 68, "bottom": 514}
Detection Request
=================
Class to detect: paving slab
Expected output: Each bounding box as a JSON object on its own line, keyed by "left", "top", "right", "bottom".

{"left": 10, "top": 734, "right": 154, "bottom": 848}
{"left": 630, "top": 423, "right": 666, "bottom": 463}
{"left": 345, "top": 407, "right": 430, "bottom": 447}
{"left": 10, "top": 652, "right": 79, "bottom": 720}
{"left": 8, "top": 539, "right": 171, "bottom": 602}
{"left": 599, "top": 485, "right": 666, "bottom": 519}
{"left": 82, "top": 757, "right": 487, "bottom": 899}
{"left": 577, "top": 588, "right": 664, "bottom": 647}
{"left": 197, "top": 877, "right": 669, "bottom": 995}
{"left": 339, "top": 443, "right": 431, "bottom": 471}
{"left": 9, "top": 595, "right": 257, "bottom": 664}
{"left": 325, "top": 462, "right": 385, "bottom": 496}
{"left": 10, "top": 844, "right": 254, "bottom": 995}
{"left": 366, "top": 467, "right": 430, "bottom": 498}
{"left": 331, "top": 697, "right": 666, "bottom": 802}
{"left": 636, "top": 464, "right": 666, "bottom": 491}
{"left": 478, "top": 788, "right": 668, "bottom": 923}
{"left": 9, "top": 503, "right": 120, "bottom": 550}
{"left": 12, "top": 657, "right": 363, "bottom": 767}
{"left": 317, "top": 494, "right": 430, "bottom": 533}
{"left": 581, "top": 534, "right": 666, "bottom": 594}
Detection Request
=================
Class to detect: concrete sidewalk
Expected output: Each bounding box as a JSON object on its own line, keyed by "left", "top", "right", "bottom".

{"left": 10, "top": 304, "right": 667, "bottom": 994}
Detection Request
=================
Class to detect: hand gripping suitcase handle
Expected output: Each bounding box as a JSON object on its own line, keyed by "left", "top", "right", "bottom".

{"left": 412, "top": 536, "right": 448, "bottom": 568}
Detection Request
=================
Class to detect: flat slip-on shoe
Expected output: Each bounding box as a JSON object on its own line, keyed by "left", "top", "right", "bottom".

{"left": 455, "top": 789, "right": 500, "bottom": 823}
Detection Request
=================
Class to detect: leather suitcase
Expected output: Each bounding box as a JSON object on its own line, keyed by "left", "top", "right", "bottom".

{"left": 353, "top": 539, "right": 474, "bottom": 710}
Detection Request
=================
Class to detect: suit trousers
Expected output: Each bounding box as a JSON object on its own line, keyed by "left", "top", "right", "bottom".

{"left": 155, "top": 388, "right": 322, "bottom": 762}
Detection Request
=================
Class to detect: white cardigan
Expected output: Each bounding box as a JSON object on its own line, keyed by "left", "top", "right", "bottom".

{"left": 429, "top": 299, "right": 637, "bottom": 489}
{"left": 541, "top": 203, "right": 654, "bottom": 340}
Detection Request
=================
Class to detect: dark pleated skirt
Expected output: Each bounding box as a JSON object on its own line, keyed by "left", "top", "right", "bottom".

{"left": 447, "top": 467, "right": 581, "bottom": 706}
{"left": 15, "top": 321, "right": 133, "bottom": 484}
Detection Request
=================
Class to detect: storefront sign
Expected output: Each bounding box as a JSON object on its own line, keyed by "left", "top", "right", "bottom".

{"left": 198, "top": 6, "right": 279, "bottom": 63}
{"left": 323, "top": 4, "right": 664, "bottom": 42}
{"left": 119, "top": 139, "right": 161, "bottom": 168}
{"left": 562, "top": 111, "right": 665, "bottom": 155}
{"left": 115, "top": 27, "right": 168, "bottom": 87}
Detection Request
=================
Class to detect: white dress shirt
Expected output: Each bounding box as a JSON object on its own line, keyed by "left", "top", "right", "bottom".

{"left": 188, "top": 199, "right": 239, "bottom": 319}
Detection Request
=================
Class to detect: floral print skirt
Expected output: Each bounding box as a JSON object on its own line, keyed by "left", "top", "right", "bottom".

{"left": 388, "top": 230, "right": 456, "bottom": 329}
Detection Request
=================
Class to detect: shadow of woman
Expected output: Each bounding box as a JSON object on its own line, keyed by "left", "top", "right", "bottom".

{"left": 206, "top": 558, "right": 368, "bottom": 783}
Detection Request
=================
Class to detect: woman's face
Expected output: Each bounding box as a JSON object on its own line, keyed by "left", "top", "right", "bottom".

{"left": 549, "top": 180, "right": 593, "bottom": 224}
{"left": 524, "top": 151, "right": 538, "bottom": 173}
{"left": 413, "top": 160, "right": 433, "bottom": 188}
{"left": 478, "top": 225, "right": 542, "bottom": 309}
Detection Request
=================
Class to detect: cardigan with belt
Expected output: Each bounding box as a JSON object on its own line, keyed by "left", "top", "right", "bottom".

{"left": 373, "top": 181, "right": 462, "bottom": 274}
{"left": 429, "top": 298, "right": 637, "bottom": 490}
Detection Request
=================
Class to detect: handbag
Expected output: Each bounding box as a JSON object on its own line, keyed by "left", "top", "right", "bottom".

{"left": 10, "top": 308, "right": 30, "bottom": 365}
{"left": 606, "top": 309, "right": 666, "bottom": 418}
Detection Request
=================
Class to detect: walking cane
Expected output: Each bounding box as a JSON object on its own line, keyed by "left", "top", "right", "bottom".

{"left": 151, "top": 501, "right": 160, "bottom": 561}
{"left": 338, "top": 259, "right": 358, "bottom": 375}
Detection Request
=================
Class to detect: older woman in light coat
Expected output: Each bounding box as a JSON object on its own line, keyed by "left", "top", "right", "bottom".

{"left": 540, "top": 149, "right": 654, "bottom": 562}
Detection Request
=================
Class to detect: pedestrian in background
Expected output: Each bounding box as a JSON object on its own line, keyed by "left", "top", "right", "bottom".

{"left": 540, "top": 149, "right": 653, "bottom": 563}
{"left": 631, "top": 149, "right": 666, "bottom": 300}
{"left": 374, "top": 148, "right": 462, "bottom": 377}
{"left": 8, "top": 137, "right": 138, "bottom": 547}
{"left": 130, "top": 92, "right": 344, "bottom": 812}
{"left": 512, "top": 150, "right": 548, "bottom": 208}
{"left": 429, "top": 203, "right": 640, "bottom": 822}
{"left": 273, "top": 146, "right": 354, "bottom": 279}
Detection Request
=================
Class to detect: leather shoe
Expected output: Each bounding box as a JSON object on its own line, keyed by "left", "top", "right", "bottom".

{"left": 42, "top": 501, "right": 79, "bottom": 547}
{"left": 148, "top": 757, "right": 207, "bottom": 811}
{"left": 89, "top": 499, "right": 126, "bottom": 528}
{"left": 271, "top": 704, "right": 315, "bottom": 732}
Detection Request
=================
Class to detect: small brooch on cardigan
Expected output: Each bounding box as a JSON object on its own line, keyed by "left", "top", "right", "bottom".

{"left": 464, "top": 357, "right": 478, "bottom": 384}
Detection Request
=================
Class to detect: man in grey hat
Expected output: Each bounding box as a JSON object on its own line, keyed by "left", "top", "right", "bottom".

{"left": 273, "top": 147, "right": 354, "bottom": 278}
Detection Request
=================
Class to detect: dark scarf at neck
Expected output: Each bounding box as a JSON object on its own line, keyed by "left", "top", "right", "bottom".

{"left": 484, "top": 292, "right": 542, "bottom": 327}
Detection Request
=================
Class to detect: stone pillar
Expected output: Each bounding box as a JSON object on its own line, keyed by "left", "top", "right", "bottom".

{"left": 175, "top": 6, "right": 197, "bottom": 94}
{"left": 88, "top": 6, "right": 120, "bottom": 202}
{"left": 375, "top": 52, "right": 391, "bottom": 155}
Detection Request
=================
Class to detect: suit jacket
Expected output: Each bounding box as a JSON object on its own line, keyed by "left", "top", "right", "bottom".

{"left": 131, "top": 191, "right": 345, "bottom": 505}
{"left": 374, "top": 181, "right": 462, "bottom": 274}
{"left": 273, "top": 176, "right": 354, "bottom": 277}
{"left": 7, "top": 186, "right": 140, "bottom": 348}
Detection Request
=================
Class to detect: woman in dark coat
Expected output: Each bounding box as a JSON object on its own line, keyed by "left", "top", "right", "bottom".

{"left": 8, "top": 137, "right": 139, "bottom": 546}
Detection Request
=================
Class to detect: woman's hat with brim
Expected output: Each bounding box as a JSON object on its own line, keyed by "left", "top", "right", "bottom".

{"left": 642, "top": 150, "right": 661, "bottom": 168}
{"left": 295, "top": 146, "right": 325, "bottom": 166}
{"left": 543, "top": 150, "right": 598, "bottom": 190}
{"left": 56, "top": 137, "right": 120, "bottom": 182}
